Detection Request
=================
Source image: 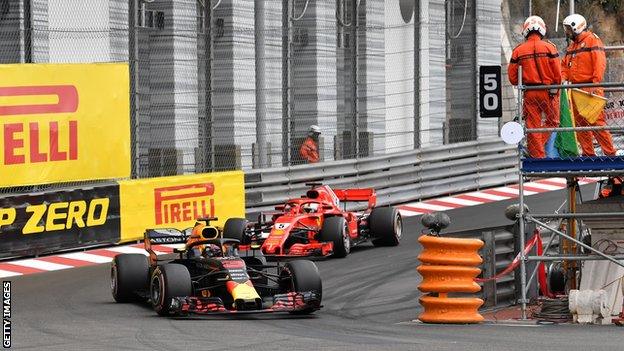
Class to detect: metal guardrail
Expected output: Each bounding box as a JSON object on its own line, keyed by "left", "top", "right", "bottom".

{"left": 245, "top": 138, "right": 518, "bottom": 214}
{"left": 452, "top": 225, "right": 518, "bottom": 307}
{"left": 452, "top": 221, "right": 562, "bottom": 307}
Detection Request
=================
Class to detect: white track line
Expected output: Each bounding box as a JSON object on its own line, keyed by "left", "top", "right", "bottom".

{"left": 105, "top": 246, "right": 151, "bottom": 255}
{"left": 98, "top": 246, "right": 169, "bottom": 256}
{"left": 464, "top": 191, "right": 510, "bottom": 201}
{"left": 493, "top": 187, "right": 537, "bottom": 196}
{"left": 8, "top": 259, "right": 73, "bottom": 271}
{"left": 434, "top": 196, "right": 484, "bottom": 206}
{"left": 544, "top": 178, "right": 568, "bottom": 184}
{"left": 59, "top": 252, "right": 113, "bottom": 264}
{"left": 0, "top": 270, "right": 22, "bottom": 278}
{"left": 406, "top": 202, "right": 455, "bottom": 211}
{"left": 526, "top": 182, "right": 565, "bottom": 191}
{"left": 398, "top": 209, "right": 424, "bottom": 217}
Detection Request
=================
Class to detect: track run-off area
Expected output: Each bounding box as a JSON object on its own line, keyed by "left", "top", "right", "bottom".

{"left": 8, "top": 183, "right": 624, "bottom": 351}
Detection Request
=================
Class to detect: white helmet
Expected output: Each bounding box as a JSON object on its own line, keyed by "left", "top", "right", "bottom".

{"left": 309, "top": 125, "right": 321, "bottom": 134}
{"left": 522, "top": 16, "right": 546, "bottom": 38}
{"left": 563, "top": 14, "right": 587, "bottom": 35}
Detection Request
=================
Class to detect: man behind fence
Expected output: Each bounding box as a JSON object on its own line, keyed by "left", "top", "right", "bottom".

{"left": 508, "top": 16, "right": 561, "bottom": 158}
{"left": 299, "top": 125, "right": 321, "bottom": 163}
{"left": 561, "top": 14, "right": 616, "bottom": 156}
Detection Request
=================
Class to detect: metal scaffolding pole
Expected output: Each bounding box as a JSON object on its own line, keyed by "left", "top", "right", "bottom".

{"left": 255, "top": 0, "right": 268, "bottom": 168}
{"left": 413, "top": 0, "right": 420, "bottom": 149}
{"left": 281, "top": 0, "right": 291, "bottom": 166}
{"left": 565, "top": 179, "right": 577, "bottom": 290}
{"left": 517, "top": 66, "right": 529, "bottom": 320}
{"left": 129, "top": 0, "right": 139, "bottom": 177}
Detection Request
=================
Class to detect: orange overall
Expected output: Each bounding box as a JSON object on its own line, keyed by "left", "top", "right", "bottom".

{"left": 299, "top": 137, "right": 319, "bottom": 163}
{"left": 509, "top": 33, "right": 562, "bottom": 158}
{"left": 562, "top": 31, "right": 615, "bottom": 156}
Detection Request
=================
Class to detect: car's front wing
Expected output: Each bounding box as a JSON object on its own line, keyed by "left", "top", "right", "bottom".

{"left": 171, "top": 291, "right": 321, "bottom": 315}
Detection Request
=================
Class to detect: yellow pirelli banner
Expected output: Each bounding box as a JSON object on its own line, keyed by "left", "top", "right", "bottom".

{"left": 0, "top": 63, "right": 130, "bottom": 187}
{"left": 118, "top": 171, "right": 245, "bottom": 242}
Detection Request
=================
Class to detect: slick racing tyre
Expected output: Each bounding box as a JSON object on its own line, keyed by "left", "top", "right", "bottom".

{"left": 369, "top": 207, "right": 402, "bottom": 247}
{"left": 280, "top": 260, "right": 322, "bottom": 314}
{"left": 150, "top": 264, "right": 192, "bottom": 316}
{"left": 319, "top": 216, "right": 350, "bottom": 258}
{"left": 111, "top": 254, "right": 149, "bottom": 303}
{"left": 223, "top": 218, "right": 249, "bottom": 244}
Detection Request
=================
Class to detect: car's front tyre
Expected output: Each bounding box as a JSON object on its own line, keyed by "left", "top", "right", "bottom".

{"left": 150, "top": 264, "right": 192, "bottom": 316}
{"left": 280, "top": 260, "right": 322, "bottom": 315}
{"left": 111, "top": 254, "right": 149, "bottom": 303}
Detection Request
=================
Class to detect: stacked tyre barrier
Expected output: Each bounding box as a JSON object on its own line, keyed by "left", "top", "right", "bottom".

{"left": 417, "top": 235, "right": 485, "bottom": 324}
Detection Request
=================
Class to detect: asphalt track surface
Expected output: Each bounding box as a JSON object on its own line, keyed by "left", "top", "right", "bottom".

{"left": 10, "top": 184, "right": 624, "bottom": 350}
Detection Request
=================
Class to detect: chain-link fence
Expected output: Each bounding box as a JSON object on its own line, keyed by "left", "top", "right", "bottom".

{"left": 502, "top": 0, "right": 624, "bottom": 128}
{"left": 1, "top": 0, "right": 501, "bottom": 191}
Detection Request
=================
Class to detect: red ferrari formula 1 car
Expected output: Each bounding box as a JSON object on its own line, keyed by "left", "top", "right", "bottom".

{"left": 241, "top": 183, "right": 402, "bottom": 258}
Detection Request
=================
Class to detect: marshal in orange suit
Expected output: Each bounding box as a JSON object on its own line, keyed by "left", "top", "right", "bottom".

{"left": 508, "top": 16, "right": 561, "bottom": 158}
{"left": 561, "top": 13, "right": 615, "bottom": 156}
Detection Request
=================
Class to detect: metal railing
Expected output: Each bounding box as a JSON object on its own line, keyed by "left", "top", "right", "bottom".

{"left": 245, "top": 138, "right": 518, "bottom": 214}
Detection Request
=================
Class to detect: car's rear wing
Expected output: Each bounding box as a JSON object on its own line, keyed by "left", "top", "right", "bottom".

{"left": 333, "top": 188, "right": 376, "bottom": 209}
{"left": 143, "top": 228, "right": 190, "bottom": 264}
{"left": 144, "top": 228, "right": 189, "bottom": 245}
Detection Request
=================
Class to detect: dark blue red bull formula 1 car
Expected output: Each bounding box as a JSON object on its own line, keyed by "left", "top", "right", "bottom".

{"left": 111, "top": 218, "right": 322, "bottom": 316}
{"left": 238, "top": 183, "right": 402, "bottom": 259}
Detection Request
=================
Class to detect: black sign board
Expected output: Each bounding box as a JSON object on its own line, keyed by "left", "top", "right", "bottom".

{"left": 479, "top": 65, "right": 502, "bottom": 118}
{"left": 0, "top": 183, "right": 121, "bottom": 259}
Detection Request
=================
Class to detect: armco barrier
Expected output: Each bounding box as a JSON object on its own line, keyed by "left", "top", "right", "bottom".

{"left": 0, "top": 182, "right": 121, "bottom": 260}
{"left": 451, "top": 224, "right": 521, "bottom": 307}
{"left": 245, "top": 138, "right": 518, "bottom": 214}
{"left": 450, "top": 221, "right": 565, "bottom": 307}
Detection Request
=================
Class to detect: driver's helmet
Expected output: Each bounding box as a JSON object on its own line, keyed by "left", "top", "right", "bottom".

{"left": 301, "top": 202, "right": 319, "bottom": 213}
{"left": 284, "top": 203, "right": 293, "bottom": 213}
{"left": 202, "top": 243, "right": 222, "bottom": 258}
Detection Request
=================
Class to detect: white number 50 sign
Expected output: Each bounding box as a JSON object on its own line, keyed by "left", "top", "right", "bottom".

{"left": 479, "top": 66, "right": 502, "bottom": 118}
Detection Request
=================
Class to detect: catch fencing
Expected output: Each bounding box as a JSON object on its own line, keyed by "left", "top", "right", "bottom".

{"left": 1, "top": 0, "right": 498, "bottom": 185}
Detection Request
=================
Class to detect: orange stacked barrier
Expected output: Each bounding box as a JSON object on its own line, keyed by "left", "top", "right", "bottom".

{"left": 417, "top": 235, "right": 485, "bottom": 324}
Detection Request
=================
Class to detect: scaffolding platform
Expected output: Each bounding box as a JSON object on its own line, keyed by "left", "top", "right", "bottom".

{"left": 521, "top": 156, "right": 624, "bottom": 175}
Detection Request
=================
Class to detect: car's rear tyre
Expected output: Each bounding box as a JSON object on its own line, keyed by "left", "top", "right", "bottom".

{"left": 223, "top": 217, "right": 249, "bottom": 244}
{"left": 111, "top": 254, "right": 149, "bottom": 303}
{"left": 280, "top": 260, "right": 322, "bottom": 314}
{"left": 150, "top": 264, "right": 192, "bottom": 316}
{"left": 369, "top": 207, "right": 402, "bottom": 247}
{"left": 319, "top": 216, "right": 350, "bottom": 258}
